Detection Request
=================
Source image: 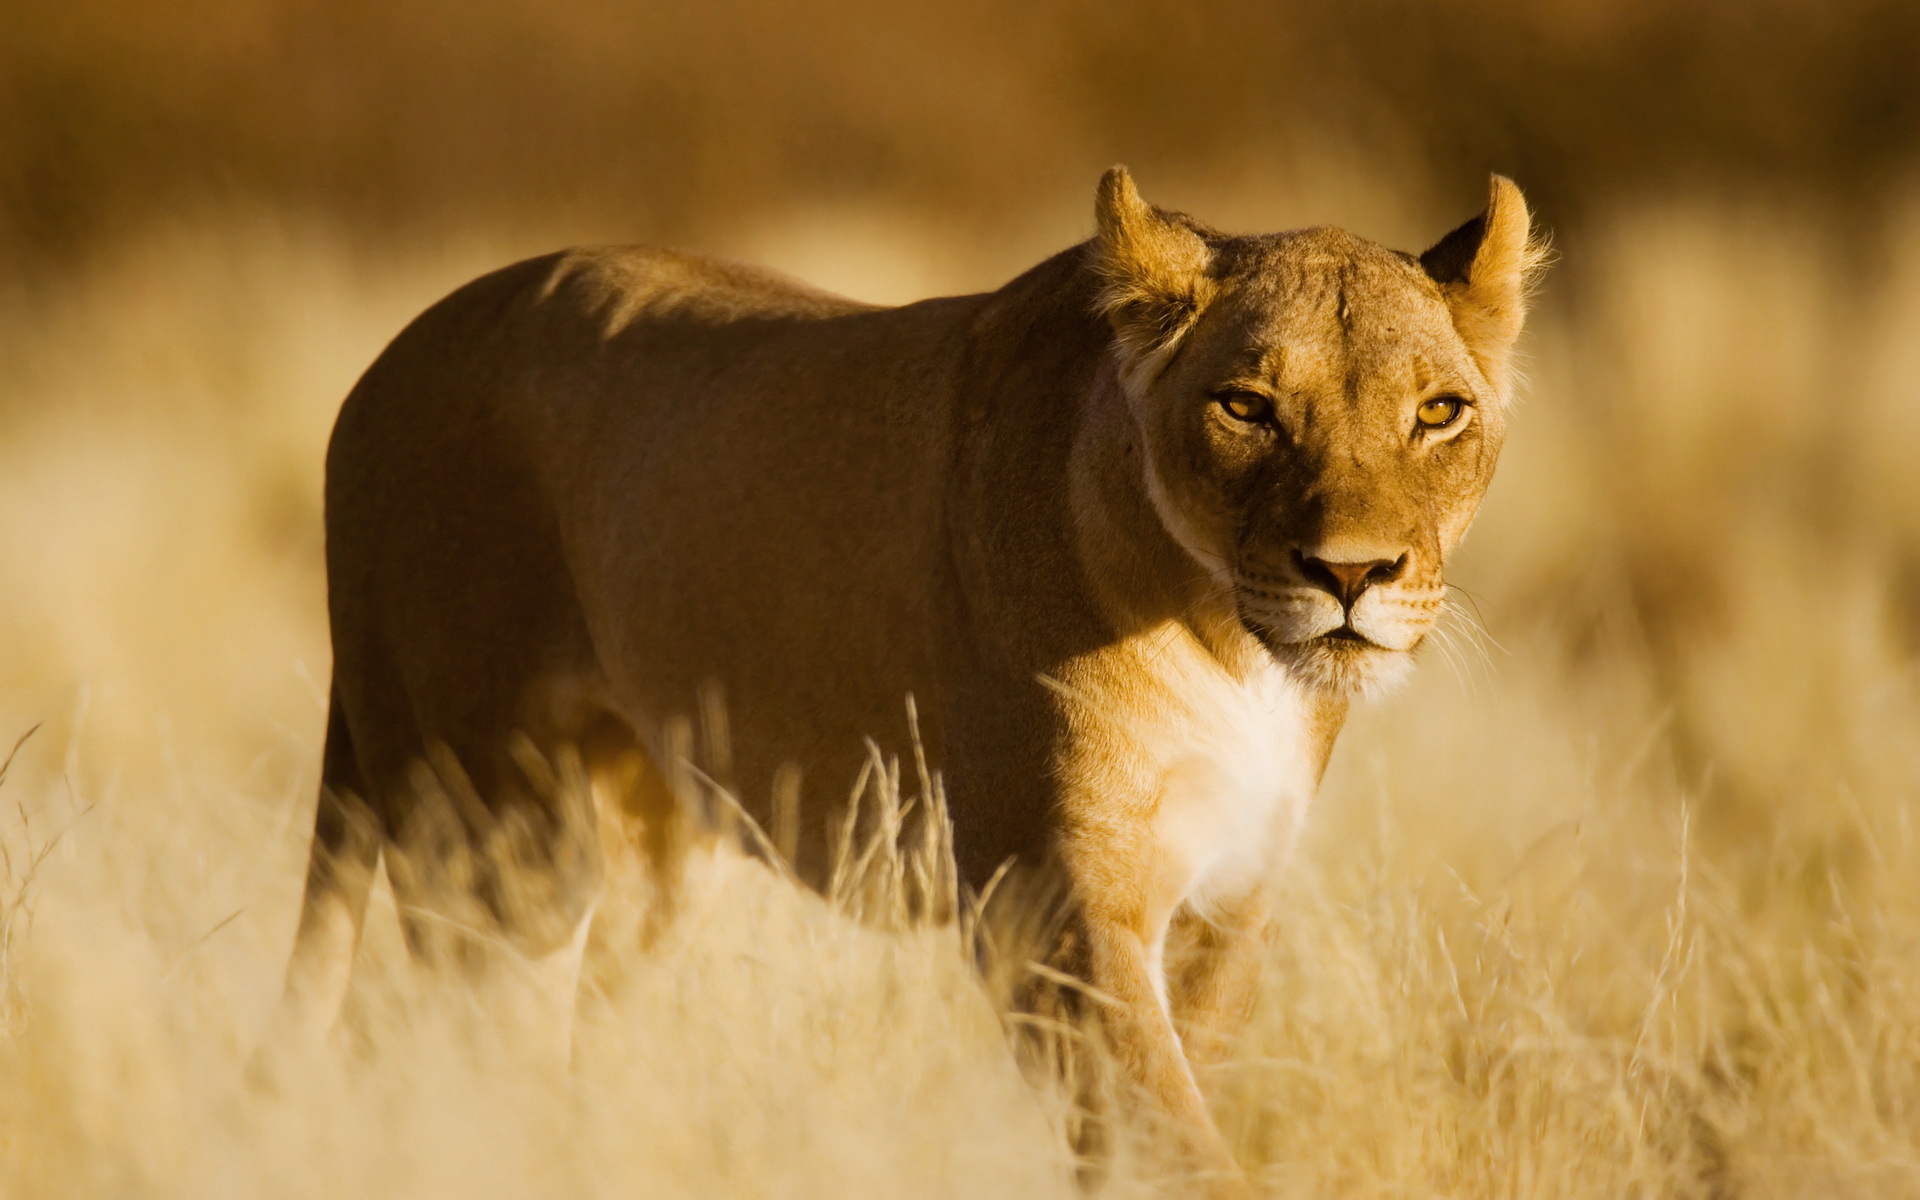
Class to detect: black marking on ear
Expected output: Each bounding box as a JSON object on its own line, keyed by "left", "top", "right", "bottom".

{"left": 1420, "top": 213, "right": 1488, "bottom": 287}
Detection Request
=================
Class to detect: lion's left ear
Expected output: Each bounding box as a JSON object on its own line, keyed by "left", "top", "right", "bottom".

{"left": 1091, "top": 166, "right": 1217, "bottom": 383}
{"left": 1420, "top": 175, "right": 1546, "bottom": 398}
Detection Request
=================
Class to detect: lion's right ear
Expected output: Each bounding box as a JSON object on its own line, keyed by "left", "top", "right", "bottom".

{"left": 1092, "top": 167, "right": 1216, "bottom": 382}
{"left": 1419, "top": 175, "right": 1546, "bottom": 398}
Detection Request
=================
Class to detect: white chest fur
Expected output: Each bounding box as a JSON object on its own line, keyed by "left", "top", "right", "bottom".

{"left": 1056, "top": 622, "right": 1324, "bottom": 927}
{"left": 1147, "top": 654, "right": 1319, "bottom": 916}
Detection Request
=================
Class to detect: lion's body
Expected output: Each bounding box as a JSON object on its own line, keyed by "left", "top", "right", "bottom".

{"left": 284, "top": 173, "right": 1541, "bottom": 1194}
{"left": 329, "top": 249, "right": 995, "bottom": 891}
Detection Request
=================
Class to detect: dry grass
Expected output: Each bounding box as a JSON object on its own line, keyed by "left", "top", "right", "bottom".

{"left": 4, "top": 186, "right": 1920, "bottom": 1198}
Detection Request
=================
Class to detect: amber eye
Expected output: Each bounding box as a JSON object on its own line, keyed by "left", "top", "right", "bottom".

{"left": 1416, "top": 396, "right": 1465, "bottom": 429}
{"left": 1216, "top": 391, "right": 1273, "bottom": 423}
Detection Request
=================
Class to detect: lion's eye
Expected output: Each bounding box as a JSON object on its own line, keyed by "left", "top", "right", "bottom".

{"left": 1216, "top": 391, "right": 1273, "bottom": 423}
{"left": 1416, "top": 396, "right": 1465, "bottom": 429}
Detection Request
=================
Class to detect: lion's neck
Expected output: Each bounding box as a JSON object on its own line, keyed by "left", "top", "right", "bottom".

{"left": 1067, "top": 362, "right": 1266, "bottom": 679}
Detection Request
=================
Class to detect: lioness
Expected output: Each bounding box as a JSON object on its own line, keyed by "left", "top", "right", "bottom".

{"left": 283, "top": 169, "right": 1540, "bottom": 1189}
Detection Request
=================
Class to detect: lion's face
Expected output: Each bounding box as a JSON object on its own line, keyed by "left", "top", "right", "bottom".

{"left": 1133, "top": 232, "right": 1505, "bottom": 692}
{"left": 1092, "top": 170, "right": 1540, "bottom": 695}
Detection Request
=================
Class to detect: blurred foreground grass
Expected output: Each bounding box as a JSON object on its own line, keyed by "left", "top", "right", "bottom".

{"left": 3, "top": 186, "right": 1920, "bottom": 1197}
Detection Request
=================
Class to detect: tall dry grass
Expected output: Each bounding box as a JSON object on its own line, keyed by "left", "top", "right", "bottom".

{"left": 3, "top": 183, "right": 1920, "bottom": 1198}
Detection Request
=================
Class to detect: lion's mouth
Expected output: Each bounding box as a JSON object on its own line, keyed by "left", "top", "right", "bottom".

{"left": 1239, "top": 613, "right": 1385, "bottom": 651}
{"left": 1308, "top": 625, "right": 1390, "bottom": 654}
{"left": 1317, "top": 626, "right": 1372, "bottom": 645}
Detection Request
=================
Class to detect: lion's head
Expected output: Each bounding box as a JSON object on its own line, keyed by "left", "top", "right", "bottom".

{"left": 1091, "top": 168, "right": 1545, "bottom": 695}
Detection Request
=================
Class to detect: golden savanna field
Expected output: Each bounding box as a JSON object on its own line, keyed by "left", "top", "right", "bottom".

{"left": 4, "top": 2, "right": 1920, "bottom": 1195}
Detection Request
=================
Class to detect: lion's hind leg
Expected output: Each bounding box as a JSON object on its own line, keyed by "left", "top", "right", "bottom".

{"left": 272, "top": 690, "right": 383, "bottom": 1052}
{"left": 380, "top": 731, "right": 608, "bottom": 1060}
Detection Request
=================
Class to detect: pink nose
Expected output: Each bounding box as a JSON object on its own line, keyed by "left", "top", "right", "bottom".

{"left": 1292, "top": 549, "right": 1408, "bottom": 608}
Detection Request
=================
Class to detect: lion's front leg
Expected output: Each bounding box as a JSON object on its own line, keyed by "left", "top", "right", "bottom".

{"left": 1075, "top": 900, "right": 1256, "bottom": 1199}
{"left": 1166, "top": 889, "right": 1271, "bottom": 1072}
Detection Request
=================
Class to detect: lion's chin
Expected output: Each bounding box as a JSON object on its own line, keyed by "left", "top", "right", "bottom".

{"left": 1263, "top": 632, "right": 1415, "bottom": 698}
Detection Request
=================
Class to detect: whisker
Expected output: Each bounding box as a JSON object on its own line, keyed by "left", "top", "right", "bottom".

{"left": 1435, "top": 596, "right": 1499, "bottom": 694}
{"left": 1426, "top": 621, "right": 1469, "bottom": 687}
{"left": 1444, "top": 585, "right": 1507, "bottom": 656}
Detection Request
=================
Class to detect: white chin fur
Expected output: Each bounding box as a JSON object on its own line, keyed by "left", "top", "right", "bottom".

{"left": 1271, "top": 639, "right": 1416, "bottom": 699}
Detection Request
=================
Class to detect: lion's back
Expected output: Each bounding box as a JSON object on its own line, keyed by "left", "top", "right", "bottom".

{"left": 531, "top": 244, "right": 881, "bottom": 338}
{"left": 326, "top": 243, "right": 918, "bottom": 527}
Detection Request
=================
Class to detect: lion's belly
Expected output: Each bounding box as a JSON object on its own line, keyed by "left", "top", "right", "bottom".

{"left": 1146, "top": 658, "right": 1319, "bottom": 915}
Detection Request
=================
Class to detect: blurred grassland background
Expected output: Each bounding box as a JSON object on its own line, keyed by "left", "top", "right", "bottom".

{"left": 5, "top": 1, "right": 1920, "bottom": 1196}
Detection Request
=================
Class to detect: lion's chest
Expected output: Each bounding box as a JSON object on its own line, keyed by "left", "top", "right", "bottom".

{"left": 1147, "top": 660, "right": 1319, "bottom": 912}
{"left": 1061, "top": 631, "right": 1321, "bottom": 920}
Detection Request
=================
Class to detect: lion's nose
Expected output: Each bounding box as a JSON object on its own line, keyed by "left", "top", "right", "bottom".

{"left": 1292, "top": 548, "right": 1408, "bottom": 608}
